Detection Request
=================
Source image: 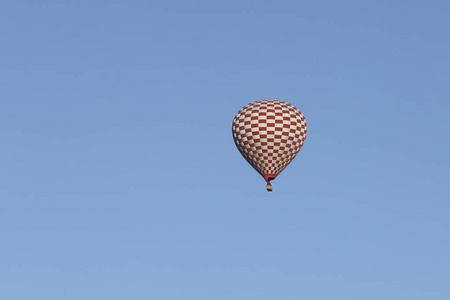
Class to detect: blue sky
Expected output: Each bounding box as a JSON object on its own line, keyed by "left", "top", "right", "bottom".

{"left": 1, "top": 1, "right": 449, "bottom": 299}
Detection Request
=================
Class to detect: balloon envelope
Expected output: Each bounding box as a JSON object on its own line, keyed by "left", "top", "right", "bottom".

{"left": 232, "top": 99, "right": 307, "bottom": 184}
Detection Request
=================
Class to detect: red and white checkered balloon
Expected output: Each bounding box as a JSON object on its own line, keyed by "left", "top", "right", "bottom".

{"left": 232, "top": 100, "right": 307, "bottom": 187}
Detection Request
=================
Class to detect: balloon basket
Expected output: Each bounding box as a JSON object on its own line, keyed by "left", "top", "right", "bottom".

{"left": 266, "top": 182, "right": 273, "bottom": 192}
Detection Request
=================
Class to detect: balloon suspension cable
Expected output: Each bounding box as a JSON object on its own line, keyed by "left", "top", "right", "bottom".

{"left": 266, "top": 182, "right": 273, "bottom": 192}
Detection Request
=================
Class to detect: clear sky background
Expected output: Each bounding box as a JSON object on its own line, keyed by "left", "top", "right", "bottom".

{"left": 1, "top": 1, "right": 449, "bottom": 299}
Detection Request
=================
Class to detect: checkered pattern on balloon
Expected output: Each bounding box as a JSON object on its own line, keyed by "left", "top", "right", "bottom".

{"left": 232, "top": 100, "right": 307, "bottom": 191}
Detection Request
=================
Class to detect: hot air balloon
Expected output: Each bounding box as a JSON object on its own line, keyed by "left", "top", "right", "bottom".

{"left": 232, "top": 99, "right": 307, "bottom": 191}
